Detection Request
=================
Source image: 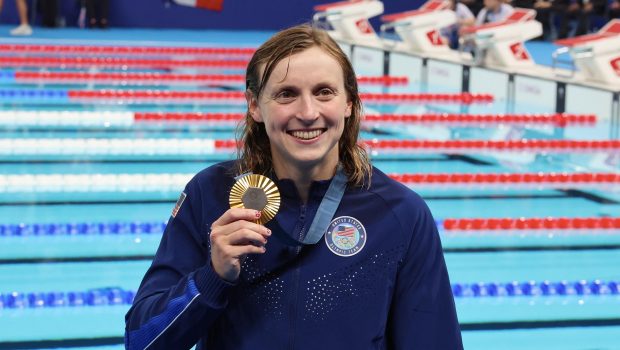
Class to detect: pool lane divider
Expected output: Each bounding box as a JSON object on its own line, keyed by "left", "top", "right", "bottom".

{"left": 1, "top": 138, "right": 617, "bottom": 158}
{"left": 2, "top": 217, "right": 619, "bottom": 237}
{"left": 0, "top": 111, "right": 596, "bottom": 128}
{"left": 0, "top": 221, "right": 163, "bottom": 236}
{"left": 0, "top": 172, "right": 618, "bottom": 194}
{"left": 364, "top": 113, "right": 596, "bottom": 126}
{"left": 1, "top": 279, "right": 618, "bottom": 309}
{"left": 442, "top": 217, "right": 620, "bottom": 230}
{"left": 390, "top": 172, "right": 620, "bottom": 188}
{"left": 9, "top": 72, "right": 409, "bottom": 86}
{"left": 362, "top": 139, "right": 620, "bottom": 152}
{"left": 0, "top": 57, "right": 250, "bottom": 69}
{"left": 0, "top": 43, "right": 257, "bottom": 56}
{"left": 0, "top": 89, "right": 494, "bottom": 104}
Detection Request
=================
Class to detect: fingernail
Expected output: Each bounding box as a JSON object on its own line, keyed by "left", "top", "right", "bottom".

{"left": 266, "top": 229, "right": 271, "bottom": 236}
{"left": 255, "top": 211, "right": 261, "bottom": 218}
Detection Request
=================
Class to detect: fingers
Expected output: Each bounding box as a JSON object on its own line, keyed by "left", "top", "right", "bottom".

{"left": 228, "top": 244, "right": 266, "bottom": 257}
{"left": 218, "top": 218, "right": 271, "bottom": 239}
{"left": 227, "top": 228, "right": 268, "bottom": 246}
{"left": 212, "top": 208, "right": 261, "bottom": 227}
{"left": 210, "top": 208, "right": 271, "bottom": 241}
{"left": 210, "top": 207, "right": 272, "bottom": 252}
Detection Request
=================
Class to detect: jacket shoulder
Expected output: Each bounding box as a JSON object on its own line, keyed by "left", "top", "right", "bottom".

{"left": 367, "top": 166, "right": 427, "bottom": 213}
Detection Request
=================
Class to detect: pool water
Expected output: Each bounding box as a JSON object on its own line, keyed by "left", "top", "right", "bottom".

{"left": 0, "top": 26, "right": 619, "bottom": 350}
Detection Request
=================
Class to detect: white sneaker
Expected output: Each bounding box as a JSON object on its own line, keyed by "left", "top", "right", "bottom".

{"left": 10, "top": 24, "right": 33, "bottom": 36}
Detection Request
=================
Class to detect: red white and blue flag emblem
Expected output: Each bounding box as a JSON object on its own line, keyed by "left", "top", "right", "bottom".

{"left": 336, "top": 225, "right": 355, "bottom": 237}
{"left": 171, "top": 192, "right": 187, "bottom": 218}
{"left": 325, "top": 216, "right": 366, "bottom": 257}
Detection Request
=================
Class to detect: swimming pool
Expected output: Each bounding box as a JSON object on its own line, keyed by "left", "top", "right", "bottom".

{"left": 0, "top": 27, "right": 619, "bottom": 350}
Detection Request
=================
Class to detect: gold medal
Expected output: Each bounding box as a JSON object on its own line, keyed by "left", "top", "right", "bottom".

{"left": 229, "top": 174, "right": 280, "bottom": 225}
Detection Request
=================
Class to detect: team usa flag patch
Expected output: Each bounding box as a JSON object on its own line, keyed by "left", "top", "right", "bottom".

{"left": 325, "top": 216, "right": 367, "bottom": 257}
{"left": 172, "top": 192, "right": 187, "bottom": 218}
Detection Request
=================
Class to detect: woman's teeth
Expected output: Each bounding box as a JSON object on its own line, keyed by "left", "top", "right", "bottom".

{"left": 290, "top": 130, "right": 322, "bottom": 140}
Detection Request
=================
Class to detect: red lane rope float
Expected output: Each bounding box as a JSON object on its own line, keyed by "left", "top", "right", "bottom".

{"left": 356, "top": 76, "right": 409, "bottom": 85}
{"left": 15, "top": 72, "right": 408, "bottom": 86}
{"left": 0, "top": 44, "right": 255, "bottom": 56}
{"left": 364, "top": 113, "right": 597, "bottom": 126}
{"left": 15, "top": 72, "right": 246, "bottom": 84}
{"left": 66, "top": 89, "right": 492, "bottom": 104}
{"left": 359, "top": 92, "right": 493, "bottom": 104}
{"left": 442, "top": 217, "right": 620, "bottom": 230}
{"left": 0, "top": 57, "right": 249, "bottom": 69}
{"left": 388, "top": 172, "right": 620, "bottom": 185}
{"left": 134, "top": 112, "right": 244, "bottom": 122}
{"left": 67, "top": 90, "right": 246, "bottom": 100}
{"left": 213, "top": 139, "right": 620, "bottom": 152}
{"left": 133, "top": 112, "right": 594, "bottom": 126}
{"left": 362, "top": 139, "right": 620, "bottom": 152}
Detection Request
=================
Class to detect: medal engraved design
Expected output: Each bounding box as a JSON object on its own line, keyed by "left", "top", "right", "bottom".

{"left": 229, "top": 174, "right": 280, "bottom": 225}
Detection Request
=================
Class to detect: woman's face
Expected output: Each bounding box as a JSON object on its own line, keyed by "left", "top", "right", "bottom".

{"left": 247, "top": 46, "right": 352, "bottom": 178}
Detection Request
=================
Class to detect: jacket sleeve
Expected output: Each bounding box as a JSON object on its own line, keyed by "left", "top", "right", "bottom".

{"left": 387, "top": 199, "right": 463, "bottom": 350}
{"left": 124, "top": 177, "right": 232, "bottom": 350}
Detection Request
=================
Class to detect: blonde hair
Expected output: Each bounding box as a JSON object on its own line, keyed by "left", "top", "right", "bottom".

{"left": 237, "top": 24, "right": 371, "bottom": 187}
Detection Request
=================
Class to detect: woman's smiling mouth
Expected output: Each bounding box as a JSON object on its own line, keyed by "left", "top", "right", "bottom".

{"left": 288, "top": 128, "right": 326, "bottom": 140}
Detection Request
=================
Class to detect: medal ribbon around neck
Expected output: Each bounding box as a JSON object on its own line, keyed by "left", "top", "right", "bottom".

{"left": 298, "top": 165, "right": 347, "bottom": 245}
{"left": 257, "top": 165, "right": 348, "bottom": 247}
{"left": 229, "top": 174, "right": 281, "bottom": 225}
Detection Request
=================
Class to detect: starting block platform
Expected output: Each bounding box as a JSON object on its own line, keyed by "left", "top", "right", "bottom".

{"left": 460, "top": 8, "right": 542, "bottom": 68}
{"left": 553, "top": 19, "right": 620, "bottom": 85}
{"left": 313, "top": 0, "right": 384, "bottom": 44}
{"left": 379, "top": 0, "right": 462, "bottom": 59}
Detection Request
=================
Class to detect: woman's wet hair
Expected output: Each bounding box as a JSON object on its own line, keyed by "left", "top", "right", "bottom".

{"left": 237, "top": 24, "right": 371, "bottom": 187}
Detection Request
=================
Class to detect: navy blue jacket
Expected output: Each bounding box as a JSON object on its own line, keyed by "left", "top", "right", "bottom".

{"left": 125, "top": 161, "right": 462, "bottom": 349}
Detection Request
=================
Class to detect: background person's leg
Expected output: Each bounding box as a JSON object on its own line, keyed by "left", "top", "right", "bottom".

{"left": 10, "top": 0, "right": 32, "bottom": 35}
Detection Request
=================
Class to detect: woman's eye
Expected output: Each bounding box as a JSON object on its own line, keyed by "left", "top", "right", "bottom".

{"left": 275, "top": 90, "right": 295, "bottom": 102}
{"left": 317, "top": 88, "right": 335, "bottom": 97}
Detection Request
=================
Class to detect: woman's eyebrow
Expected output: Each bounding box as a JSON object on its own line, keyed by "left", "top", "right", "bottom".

{"left": 271, "top": 80, "right": 339, "bottom": 90}
{"left": 270, "top": 84, "right": 299, "bottom": 92}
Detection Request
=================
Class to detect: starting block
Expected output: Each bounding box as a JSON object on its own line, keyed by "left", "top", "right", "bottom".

{"left": 313, "top": 0, "right": 384, "bottom": 44}
{"left": 553, "top": 19, "right": 620, "bottom": 85}
{"left": 460, "top": 8, "right": 542, "bottom": 68}
{"left": 380, "top": 0, "right": 456, "bottom": 55}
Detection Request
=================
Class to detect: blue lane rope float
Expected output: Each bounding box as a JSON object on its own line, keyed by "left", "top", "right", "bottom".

{"left": 451, "top": 280, "right": 620, "bottom": 297}
{"left": 0, "top": 88, "right": 68, "bottom": 100}
{"left": 0, "top": 221, "right": 168, "bottom": 237}
{"left": 0, "top": 220, "right": 444, "bottom": 237}
{"left": 1, "top": 280, "right": 618, "bottom": 309}
{"left": 0, "top": 287, "right": 135, "bottom": 309}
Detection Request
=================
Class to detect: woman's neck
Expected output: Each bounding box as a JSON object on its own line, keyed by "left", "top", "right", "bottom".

{"left": 273, "top": 160, "right": 338, "bottom": 204}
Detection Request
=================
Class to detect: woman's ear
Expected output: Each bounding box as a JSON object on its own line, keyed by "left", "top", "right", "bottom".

{"left": 245, "top": 89, "right": 262, "bottom": 122}
{"left": 345, "top": 100, "right": 352, "bottom": 118}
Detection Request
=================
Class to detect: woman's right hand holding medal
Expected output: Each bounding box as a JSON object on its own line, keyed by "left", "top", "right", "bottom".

{"left": 209, "top": 208, "right": 272, "bottom": 282}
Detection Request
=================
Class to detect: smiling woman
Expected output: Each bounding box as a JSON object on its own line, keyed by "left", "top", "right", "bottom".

{"left": 245, "top": 45, "right": 353, "bottom": 202}
{"left": 124, "top": 24, "right": 463, "bottom": 350}
{"left": 240, "top": 25, "right": 368, "bottom": 192}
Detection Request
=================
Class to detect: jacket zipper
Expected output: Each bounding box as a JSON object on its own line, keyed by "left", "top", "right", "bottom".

{"left": 289, "top": 204, "right": 306, "bottom": 350}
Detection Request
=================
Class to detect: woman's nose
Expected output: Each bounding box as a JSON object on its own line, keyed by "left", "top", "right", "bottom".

{"left": 296, "top": 94, "right": 319, "bottom": 121}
